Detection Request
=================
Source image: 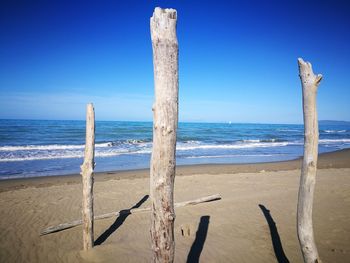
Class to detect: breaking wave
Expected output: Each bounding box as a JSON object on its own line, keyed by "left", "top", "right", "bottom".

{"left": 1, "top": 138, "right": 349, "bottom": 162}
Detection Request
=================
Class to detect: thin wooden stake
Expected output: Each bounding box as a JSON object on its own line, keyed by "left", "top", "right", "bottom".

{"left": 40, "top": 194, "right": 221, "bottom": 235}
{"left": 297, "top": 58, "right": 322, "bottom": 263}
{"left": 150, "top": 7, "right": 179, "bottom": 263}
{"left": 81, "top": 103, "right": 95, "bottom": 250}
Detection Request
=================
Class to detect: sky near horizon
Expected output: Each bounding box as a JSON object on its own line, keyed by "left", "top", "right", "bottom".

{"left": 0, "top": 0, "right": 349, "bottom": 124}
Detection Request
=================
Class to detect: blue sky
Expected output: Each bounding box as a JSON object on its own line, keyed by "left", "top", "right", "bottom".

{"left": 0, "top": 0, "right": 349, "bottom": 123}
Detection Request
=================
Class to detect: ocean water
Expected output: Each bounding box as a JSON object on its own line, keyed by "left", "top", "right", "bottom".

{"left": 0, "top": 119, "right": 349, "bottom": 179}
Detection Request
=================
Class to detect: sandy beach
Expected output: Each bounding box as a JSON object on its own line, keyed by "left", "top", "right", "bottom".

{"left": 0, "top": 149, "right": 349, "bottom": 262}
{"left": 2, "top": 1, "right": 350, "bottom": 263}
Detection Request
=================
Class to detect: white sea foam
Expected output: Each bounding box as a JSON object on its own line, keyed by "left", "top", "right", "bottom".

{"left": 242, "top": 139, "right": 283, "bottom": 143}
{"left": 183, "top": 140, "right": 201, "bottom": 144}
{"left": 323, "top": 130, "right": 346, "bottom": 133}
{"left": 176, "top": 141, "right": 292, "bottom": 151}
{"left": 0, "top": 139, "right": 299, "bottom": 162}
{"left": 319, "top": 139, "right": 350, "bottom": 143}
{"left": 0, "top": 148, "right": 140, "bottom": 162}
{"left": 242, "top": 139, "right": 260, "bottom": 143}
{"left": 0, "top": 142, "right": 111, "bottom": 151}
{"left": 2, "top": 138, "right": 349, "bottom": 163}
{"left": 0, "top": 155, "right": 83, "bottom": 162}
{"left": 185, "top": 154, "right": 276, "bottom": 159}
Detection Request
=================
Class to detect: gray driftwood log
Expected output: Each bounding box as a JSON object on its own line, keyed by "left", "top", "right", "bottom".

{"left": 80, "top": 103, "right": 95, "bottom": 250}
{"left": 40, "top": 194, "right": 221, "bottom": 235}
{"left": 297, "top": 58, "right": 322, "bottom": 263}
{"left": 150, "top": 7, "right": 179, "bottom": 263}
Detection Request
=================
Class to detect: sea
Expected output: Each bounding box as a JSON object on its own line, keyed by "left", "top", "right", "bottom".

{"left": 0, "top": 119, "right": 349, "bottom": 179}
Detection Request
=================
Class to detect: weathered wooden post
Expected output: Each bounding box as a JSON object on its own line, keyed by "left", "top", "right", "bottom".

{"left": 297, "top": 58, "right": 322, "bottom": 263}
{"left": 81, "top": 103, "right": 95, "bottom": 250}
{"left": 150, "top": 7, "right": 179, "bottom": 263}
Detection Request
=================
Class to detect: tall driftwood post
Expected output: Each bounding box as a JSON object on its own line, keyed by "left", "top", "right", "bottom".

{"left": 297, "top": 58, "right": 322, "bottom": 263}
{"left": 150, "top": 7, "right": 179, "bottom": 263}
{"left": 81, "top": 103, "right": 95, "bottom": 250}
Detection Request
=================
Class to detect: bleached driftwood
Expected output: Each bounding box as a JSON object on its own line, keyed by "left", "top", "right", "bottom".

{"left": 297, "top": 58, "right": 322, "bottom": 263}
{"left": 150, "top": 7, "right": 179, "bottom": 263}
{"left": 81, "top": 103, "right": 95, "bottom": 250}
{"left": 40, "top": 194, "right": 221, "bottom": 236}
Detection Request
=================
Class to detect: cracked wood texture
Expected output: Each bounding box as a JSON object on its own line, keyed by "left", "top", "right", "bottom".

{"left": 150, "top": 7, "right": 178, "bottom": 263}
{"left": 297, "top": 58, "right": 323, "bottom": 263}
{"left": 81, "top": 103, "right": 95, "bottom": 250}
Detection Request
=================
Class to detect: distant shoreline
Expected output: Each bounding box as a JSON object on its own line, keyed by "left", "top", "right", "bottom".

{"left": 1, "top": 148, "right": 349, "bottom": 192}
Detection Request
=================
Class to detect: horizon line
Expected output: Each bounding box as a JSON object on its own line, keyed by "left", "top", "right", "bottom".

{"left": 1, "top": 118, "right": 349, "bottom": 125}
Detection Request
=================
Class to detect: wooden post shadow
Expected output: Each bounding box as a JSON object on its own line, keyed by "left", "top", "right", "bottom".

{"left": 259, "top": 204, "right": 290, "bottom": 263}
{"left": 187, "top": 215, "right": 210, "bottom": 263}
{"left": 94, "top": 195, "right": 149, "bottom": 246}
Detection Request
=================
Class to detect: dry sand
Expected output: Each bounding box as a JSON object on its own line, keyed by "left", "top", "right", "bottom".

{"left": 0, "top": 149, "right": 349, "bottom": 262}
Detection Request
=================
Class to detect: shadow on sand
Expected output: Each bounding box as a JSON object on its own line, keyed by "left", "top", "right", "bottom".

{"left": 259, "top": 204, "right": 290, "bottom": 263}
{"left": 94, "top": 194, "right": 149, "bottom": 246}
{"left": 187, "top": 215, "right": 210, "bottom": 263}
